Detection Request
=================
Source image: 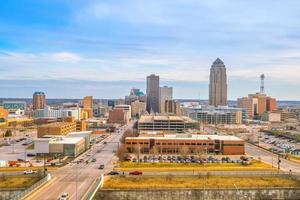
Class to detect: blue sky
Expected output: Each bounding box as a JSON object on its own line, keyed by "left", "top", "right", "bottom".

{"left": 1, "top": 0, "right": 300, "bottom": 100}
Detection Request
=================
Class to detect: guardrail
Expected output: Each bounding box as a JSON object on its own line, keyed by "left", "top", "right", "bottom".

{"left": 82, "top": 174, "right": 104, "bottom": 200}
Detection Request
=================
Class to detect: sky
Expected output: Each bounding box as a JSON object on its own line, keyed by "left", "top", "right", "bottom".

{"left": 1, "top": 0, "right": 300, "bottom": 100}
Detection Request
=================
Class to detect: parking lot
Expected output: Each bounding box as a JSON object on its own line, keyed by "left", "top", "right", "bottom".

{"left": 258, "top": 132, "right": 300, "bottom": 155}
{"left": 124, "top": 154, "right": 253, "bottom": 165}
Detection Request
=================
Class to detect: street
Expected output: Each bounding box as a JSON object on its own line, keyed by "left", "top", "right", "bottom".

{"left": 246, "top": 143, "right": 300, "bottom": 173}
{"left": 25, "top": 123, "right": 133, "bottom": 200}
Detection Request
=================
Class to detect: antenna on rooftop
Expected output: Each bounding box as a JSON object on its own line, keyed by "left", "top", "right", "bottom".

{"left": 260, "top": 74, "right": 265, "bottom": 93}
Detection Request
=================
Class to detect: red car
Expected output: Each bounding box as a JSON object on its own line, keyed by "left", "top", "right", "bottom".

{"left": 129, "top": 171, "right": 143, "bottom": 175}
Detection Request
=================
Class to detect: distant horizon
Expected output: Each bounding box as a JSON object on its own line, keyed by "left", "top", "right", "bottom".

{"left": 1, "top": 97, "right": 299, "bottom": 102}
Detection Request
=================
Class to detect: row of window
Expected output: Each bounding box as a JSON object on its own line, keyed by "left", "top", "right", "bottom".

{"left": 126, "top": 142, "right": 215, "bottom": 146}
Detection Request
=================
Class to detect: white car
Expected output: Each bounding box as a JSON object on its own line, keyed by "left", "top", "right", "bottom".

{"left": 23, "top": 170, "right": 36, "bottom": 175}
{"left": 58, "top": 193, "right": 69, "bottom": 200}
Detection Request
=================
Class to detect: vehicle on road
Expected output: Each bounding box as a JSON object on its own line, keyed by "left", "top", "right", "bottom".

{"left": 24, "top": 170, "right": 36, "bottom": 175}
{"left": 106, "top": 171, "right": 119, "bottom": 175}
{"left": 129, "top": 171, "right": 142, "bottom": 175}
{"left": 99, "top": 164, "right": 105, "bottom": 169}
{"left": 58, "top": 193, "right": 69, "bottom": 200}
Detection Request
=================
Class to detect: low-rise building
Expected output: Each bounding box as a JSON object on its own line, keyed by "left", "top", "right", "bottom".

{"left": 125, "top": 134, "right": 244, "bottom": 155}
{"left": 262, "top": 110, "right": 297, "bottom": 122}
{"left": 37, "top": 122, "right": 77, "bottom": 138}
{"left": 34, "top": 137, "right": 85, "bottom": 157}
{"left": 187, "top": 106, "right": 245, "bottom": 125}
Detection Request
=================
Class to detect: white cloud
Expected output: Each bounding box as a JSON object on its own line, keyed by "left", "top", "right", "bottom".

{"left": 50, "top": 52, "right": 82, "bottom": 62}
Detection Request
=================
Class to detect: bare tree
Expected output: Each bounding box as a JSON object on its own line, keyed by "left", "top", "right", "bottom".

{"left": 116, "top": 144, "right": 129, "bottom": 161}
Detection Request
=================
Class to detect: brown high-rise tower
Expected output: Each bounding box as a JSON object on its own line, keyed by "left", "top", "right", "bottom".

{"left": 146, "top": 74, "right": 160, "bottom": 113}
{"left": 209, "top": 58, "right": 227, "bottom": 107}
{"left": 33, "top": 91, "right": 46, "bottom": 110}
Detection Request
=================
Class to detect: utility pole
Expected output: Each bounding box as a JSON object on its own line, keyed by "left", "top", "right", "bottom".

{"left": 278, "top": 154, "right": 281, "bottom": 171}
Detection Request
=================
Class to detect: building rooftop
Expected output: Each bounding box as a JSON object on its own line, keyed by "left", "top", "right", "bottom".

{"left": 38, "top": 122, "right": 74, "bottom": 128}
{"left": 213, "top": 58, "right": 224, "bottom": 65}
{"left": 139, "top": 115, "right": 197, "bottom": 123}
{"left": 127, "top": 134, "right": 243, "bottom": 141}
{"left": 33, "top": 91, "right": 45, "bottom": 95}
{"left": 35, "top": 136, "right": 83, "bottom": 144}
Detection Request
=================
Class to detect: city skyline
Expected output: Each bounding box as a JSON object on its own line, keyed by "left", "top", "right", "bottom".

{"left": 1, "top": 1, "right": 300, "bottom": 99}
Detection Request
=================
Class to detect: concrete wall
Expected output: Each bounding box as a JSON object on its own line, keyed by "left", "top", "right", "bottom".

{"left": 95, "top": 188, "right": 300, "bottom": 200}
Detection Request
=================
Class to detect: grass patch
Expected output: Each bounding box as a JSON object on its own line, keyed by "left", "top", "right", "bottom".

{"left": 103, "top": 176, "right": 300, "bottom": 189}
{"left": 116, "top": 160, "right": 275, "bottom": 172}
{"left": 0, "top": 175, "right": 40, "bottom": 189}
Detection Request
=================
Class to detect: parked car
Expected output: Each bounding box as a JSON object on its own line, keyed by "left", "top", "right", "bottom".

{"left": 129, "top": 171, "right": 143, "bottom": 175}
{"left": 107, "top": 171, "right": 119, "bottom": 175}
{"left": 24, "top": 170, "right": 36, "bottom": 175}
{"left": 92, "top": 158, "right": 96, "bottom": 162}
{"left": 58, "top": 193, "right": 69, "bottom": 200}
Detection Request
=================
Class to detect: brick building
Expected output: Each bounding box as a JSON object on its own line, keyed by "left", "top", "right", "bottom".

{"left": 125, "top": 134, "right": 244, "bottom": 155}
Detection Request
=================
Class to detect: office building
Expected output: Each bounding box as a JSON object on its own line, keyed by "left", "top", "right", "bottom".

{"left": 30, "top": 106, "right": 82, "bottom": 120}
{"left": 125, "top": 134, "right": 244, "bottom": 155}
{"left": 188, "top": 106, "right": 245, "bottom": 125}
{"left": 93, "top": 104, "right": 109, "bottom": 118}
{"left": 37, "top": 122, "right": 77, "bottom": 138}
{"left": 107, "top": 100, "right": 115, "bottom": 108}
{"left": 3, "top": 101, "right": 26, "bottom": 110}
{"left": 115, "top": 104, "right": 131, "bottom": 120}
{"left": 131, "top": 100, "right": 147, "bottom": 118}
{"left": 125, "top": 88, "right": 147, "bottom": 105}
{"left": 108, "top": 109, "right": 128, "bottom": 124}
{"left": 209, "top": 58, "right": 227, "bottom": 107}
{"left": 263, "top": 110, "right": 297, "bottom": 122}
{"left": 82, "top": 96, "right": 93, "bottom": 118}
{"left": 138, "top": 115, "right": 199, "bottom": 133}
{"left": 146, "top": 74, "right": 160, "bottom": 113}
{"left": 161, "top": 100, "right": 181, "bottom": 116}
{"left": 159, "top": 86, "right": 173, "bottom": 113}
{"left": 237, "top": 93, "right": 277, "bottom": 119}
{"left": 33, "top": 91, "right": 46, "bottom": 110}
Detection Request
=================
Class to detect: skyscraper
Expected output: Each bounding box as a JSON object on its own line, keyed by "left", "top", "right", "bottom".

{"left": 146, "top": 74, "right": 160, "bottom": 113}
{"left": 159, "top": 86, "right": 173, "bottom": 113}
{"left": 33, "top": 91, "right": 46, "bottom": 110}
{"left": 209, "top": 58, "right": 227, "bottom": 107}
{"left": 83, "top": 96, "right": 93, "bottom": 118}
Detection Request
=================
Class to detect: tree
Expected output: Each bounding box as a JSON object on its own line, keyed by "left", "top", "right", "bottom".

{"left": 5, "top": 130, "right": 12, "bottom": 137}
{"left": 120, "top": 129, "right": 138, "bottom": 143}
{"left": 116, "top": 144, "right": 129, "bottom": 161}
